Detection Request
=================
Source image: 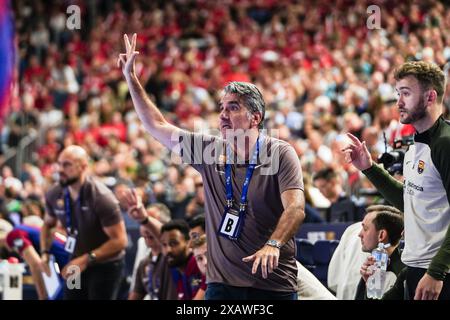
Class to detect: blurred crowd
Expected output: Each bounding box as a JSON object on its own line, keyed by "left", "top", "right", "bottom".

{"left": 2, "top": 0, "right": 450, "bottom": 234}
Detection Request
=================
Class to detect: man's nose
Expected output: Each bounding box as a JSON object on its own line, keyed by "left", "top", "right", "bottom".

{"left": 220, "top": 109, "right": 229, "bottom": 119}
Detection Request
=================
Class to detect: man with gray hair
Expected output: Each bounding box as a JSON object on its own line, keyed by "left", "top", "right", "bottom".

{"left": 118, "top": 34, "right": 305, "bottom": 299}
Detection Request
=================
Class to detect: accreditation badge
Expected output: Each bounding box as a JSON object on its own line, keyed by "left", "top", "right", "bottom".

{"left": 218, "top": 208, "right": 243, "bottom": 240}
{"left": 64, "top": 232, "right": 77, "bottom": 254}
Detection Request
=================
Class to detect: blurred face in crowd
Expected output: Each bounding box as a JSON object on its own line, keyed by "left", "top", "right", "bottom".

{"left": 193, "top": 243, "right": 208, "bottom": 275}
{"left": 219, "top": 93, "right": 257, "bottom": 138}
{"left": 314, "top": 177, "right": 341, "bottom": 201}
{"left": 358, "top": 211, "right": 380, "bottom": 252}
{"left": 188, "top": 225, "right": 205, "bottom": 248}
{"left": 160, "top": 229, "right": 189, "bottom": 268}
{"left": 395, "top": 76, "right": 428, "bottom": 125}
{"left": 140, "top": 226, "right": 159, "bottom": 251}
{"left": 57, "top": 147, "right": 87, "bottom": 187}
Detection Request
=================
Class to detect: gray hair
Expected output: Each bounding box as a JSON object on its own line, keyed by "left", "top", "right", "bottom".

{"left": 223, "top": 82, "right": 265, "bottom": 129}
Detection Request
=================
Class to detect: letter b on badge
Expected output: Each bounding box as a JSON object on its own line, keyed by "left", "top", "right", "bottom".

{"left": 219, "top": 213, "right": 239, "bottom": 237}
{"left": 64, "top": 236, "right": 77, "bottom": 254}
{"left": 225, "top": 219, "right": 234, "bottom": 232}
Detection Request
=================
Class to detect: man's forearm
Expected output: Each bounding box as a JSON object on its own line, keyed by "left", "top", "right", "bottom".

{"left": 89, "top": 237, "right": 127, "bottom": 262}
{"left": 40, "top": 224, "right": 54, "bottom": 253}
{"left": 140, "top": 207, "right": 163, "bottom": 240}
{"left": 270, "top": 203, "right": 304, "bottom": 245}
{"left": 363, "top": 163, "right": 404, "bottom": 212}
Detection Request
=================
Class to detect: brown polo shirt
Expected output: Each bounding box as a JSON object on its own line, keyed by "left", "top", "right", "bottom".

{"left": 45, "top": 176, "right": 124, "bottom": 260}
{"left": 178, "top": 132, "right": 304, "bottom": 292}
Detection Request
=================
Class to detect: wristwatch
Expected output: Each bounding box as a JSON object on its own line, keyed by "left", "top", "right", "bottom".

{"left": 265, "top": 239, "right": 282, "bottom": 249}
{"left": 87, "top": 251, "right": 97, "bottom": 265}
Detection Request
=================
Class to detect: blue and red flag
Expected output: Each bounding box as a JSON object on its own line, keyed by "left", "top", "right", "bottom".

{"left": 0, "top": 0, "right": 15, "bottom": 128}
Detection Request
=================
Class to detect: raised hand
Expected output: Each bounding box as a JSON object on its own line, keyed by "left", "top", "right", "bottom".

{"left": 117, "top": 33, "right": 139, "bottom": 79}
{"left": 117, "top": 187, "right": 147, "bottom": 222}
{"left": 341, "top": 133, "right": 373, "bottom": 171}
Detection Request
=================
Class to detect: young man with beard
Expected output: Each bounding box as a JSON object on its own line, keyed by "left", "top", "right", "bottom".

{"left": 119, "top": 33, "right": 304, "bottom": 300}
{"left": 160, "top": 220, "right": 206, "bottom": 300}
{"left": 343, "top": 61, "right": 450, "bottom": 300}
{"left": 118, "top": 188, "right": 206, "bottom": 300}
{"left": 41, "top": 145, "right": 127, "bottom": 299}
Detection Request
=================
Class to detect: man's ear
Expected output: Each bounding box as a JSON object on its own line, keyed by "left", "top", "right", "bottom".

{"left": 425, "top": 90, "right": 437, "bottom": 106}
{"left": 378, "top": 229, "right": 388, "bottom": 243}
{"left": 252, "top": 112, "right": 262, "bottom": 128}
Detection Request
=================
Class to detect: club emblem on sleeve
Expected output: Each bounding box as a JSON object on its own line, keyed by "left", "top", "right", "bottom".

{"left": 418, "top": 160, "right": 425, "bottom": 174}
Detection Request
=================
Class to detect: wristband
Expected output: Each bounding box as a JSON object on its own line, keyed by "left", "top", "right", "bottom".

{"left": 140, "top": 216, "right": 149, "bottom": 225}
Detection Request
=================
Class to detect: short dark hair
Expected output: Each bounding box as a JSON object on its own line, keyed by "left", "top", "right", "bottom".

{"left": 161, "top": 219, "right": 190, "bottom": 241}
{"left": 313, "top": 167, "right": 338, "bottom": 182}
{"left": 394, "top": 61, "right": 446, "bottom": 103}
{"left": 223, "top": 82, "right": 266, "bottom": 129}
{"left": 372, "top": 211, "right": 404, "bottom": 246}
{"left": 188, "top": 214, "right": 205, "bottom": 231}
{"left": 366, "top": 204, "right": 403, "bottom": 216}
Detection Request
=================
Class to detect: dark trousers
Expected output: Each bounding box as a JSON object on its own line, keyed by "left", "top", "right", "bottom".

{"left": 63, "top": 258, "right": 124, "bottom": 300}
{"left": 205, "top": 282, "right": 297, "bottom": 300}
{"left": 405, "top": 267, "right": 450, "bottom": 300}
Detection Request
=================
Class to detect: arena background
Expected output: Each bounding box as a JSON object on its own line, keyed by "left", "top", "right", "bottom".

{"left": 1, "top": 0, "right": 450, "bottom": 304}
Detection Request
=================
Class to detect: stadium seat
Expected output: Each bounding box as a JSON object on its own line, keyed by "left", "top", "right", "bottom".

{"left": 312, "top": 240, "right": 339, "bottom": 286}
{"left": 295, "top": 238, "right": 314, "bottom": 267}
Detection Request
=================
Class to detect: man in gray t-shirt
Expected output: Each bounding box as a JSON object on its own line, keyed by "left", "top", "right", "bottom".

{"left": 119, "top": 33, "right": 305, "bottom": 299}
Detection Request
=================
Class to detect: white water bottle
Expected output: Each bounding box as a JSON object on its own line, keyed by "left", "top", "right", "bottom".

{"left": 366, "top": 243, "right": 389, "bottom": 299}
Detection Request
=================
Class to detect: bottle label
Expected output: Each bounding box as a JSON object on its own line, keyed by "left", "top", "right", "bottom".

{"left": 372, "top": 251, "right": 388, "bottom": 271}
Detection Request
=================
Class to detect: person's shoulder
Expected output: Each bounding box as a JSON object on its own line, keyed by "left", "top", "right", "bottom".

{"left": 86, "top": 176, "right": 115, "bottom": 197}
{"left": 45, "top": 183, "right": 63, "bottom": 200}
{"left": 187, "top": 131, "right": 222, "bottom": 143}
{"left": 340, "top": 222, "right": 362, "bottom": 239}
{"left": 265, "top": 135, "right": 290, "bottom": 147}
{"left": 433, "top": 132, "right": 450, "bottom": 148}
{"left": 430, "top": 129, "right": 450, "bottom": 162}
{"left": 433, "top": 118, "right": 450, "bottom": 143}
{"left": 264, "top": 136, "right": 296, "bottom": 155}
